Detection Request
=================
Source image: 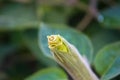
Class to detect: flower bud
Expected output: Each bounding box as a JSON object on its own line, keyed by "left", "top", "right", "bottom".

{"left": 47, "top": 35, "right": 68, "bottom": 53}
{"left": 47, "top": 35, "right": 99, "bottom": 80}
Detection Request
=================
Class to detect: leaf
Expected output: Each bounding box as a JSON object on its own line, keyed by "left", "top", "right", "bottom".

{"left": 37, "top": 0, "right": 75, "bottom": 5}
{"left": 100, "top": 5, "right": 120, "bottom": 29}
{"left": 84, "top": 23, "right": 120, "bottom": 58}
{"left": 25, "top": 67, "right": 68, "bottom": 80}
{"left": 94, "top": 42, "right": 120, "bottom": 80}
{"left": 22, "top": 29, "right": 57, "bottom": 66}
{"left": 0, "top": 3, "right": 39, "bottom": 31}
{"left": 37, "top": 6, "right": 72, "bottom": 24}
{"left": 39, "top": 23, "right": 93, "bottom": 63}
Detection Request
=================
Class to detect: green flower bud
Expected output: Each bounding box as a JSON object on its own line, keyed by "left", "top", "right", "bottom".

{"left": 47, "top": 35, "right": 99, "bottom": 80}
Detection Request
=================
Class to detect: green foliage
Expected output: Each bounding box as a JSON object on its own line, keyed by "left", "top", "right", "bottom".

{"left": 37, "top": 6, "right": 72, "bottom": 24}
{"left": 25, "top": 67, "right": 68, "bottom": 80}
{"left": 101, "top": 6, "right": 120, "bottom": 29}
{"left": 0, "top": 0, "right": 120, "bottom": 80}
{"left": 0, "top": 3, "right": 39, "bottom": 31}
{"left": 85, "top": 23, "right": 120, "bottom": 57}
{"left": 94, "top": 42, "right": 120, "bottom": 80}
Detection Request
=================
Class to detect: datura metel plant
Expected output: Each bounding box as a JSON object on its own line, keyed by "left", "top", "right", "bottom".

{"left": 47, "top": 35, "right": 99, "bottom": 80}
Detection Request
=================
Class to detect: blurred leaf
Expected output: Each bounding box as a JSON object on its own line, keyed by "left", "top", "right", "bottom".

{"left": 37, "top": 6, "right": 73, "bottom": 24}
{"left": 25, "top": 67, "right": 68, "bottom": 80}
{"left": 100, "top": 5, "right": 120, "bottom": 29}
{"left": 80, "top": 0, "right": 89, "bottom": 4}
{"left": 0, "top": 3, "right": 39, "bottom": 31}
{"left": 39, "top": 23, "right": 93, "bottom": 63}
{"left": 37, "top": 0, "right": 75, "bottom": 5}
{"left": 94, "top": 42, "right": 120, "bottom": 80}
{"left": 84, "top": 23, "right": 120, "bottom": 59}
{"left": 22, "top": 29, "right": 57, "bottom": 66}
{"left": 11, "top": 0, "right": 32, "bottom": 3}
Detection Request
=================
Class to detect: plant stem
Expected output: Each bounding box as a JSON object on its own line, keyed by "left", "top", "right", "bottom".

{"left": 76, "top": 0, "right": 99, "bottom": 31}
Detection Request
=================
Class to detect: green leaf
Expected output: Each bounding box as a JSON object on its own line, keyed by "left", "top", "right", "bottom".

{"left": 39, "top": 23, "right": 93, "bottom": 63}
{"left": 37, "top": 6, "right": 72, "bottom": 24}
{"left": 25, "top": 67, "right": 68, "bottom": 80}
{"left": 0, "top": 3, "right": 39, "bottom": 31}
{"left": 22, "top": 29, "right": 57, "bottom": 66}
{"left": 100, "top": 5, "right": 120, "bottom": 29}
{"left": 84, "top": 23, "right": 120, "bottom": 58}
{"left": 94, "top": 42, "right": 120, "bottom": 80}
{"left": 37, "top": 0, "right": 73, "bottom": 5}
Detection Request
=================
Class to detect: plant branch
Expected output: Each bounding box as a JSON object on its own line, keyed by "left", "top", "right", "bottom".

{"left": 76, "top": 0, "right": 99, "bottom": 31}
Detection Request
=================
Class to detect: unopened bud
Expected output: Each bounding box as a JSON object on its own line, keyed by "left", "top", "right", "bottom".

{"left": 47, "top": 35, "right": 99, "bottom": 80}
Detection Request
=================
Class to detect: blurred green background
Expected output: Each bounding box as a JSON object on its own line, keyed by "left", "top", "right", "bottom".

{"left": 0, "top": 0, "right": 120, "bottom": 80}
